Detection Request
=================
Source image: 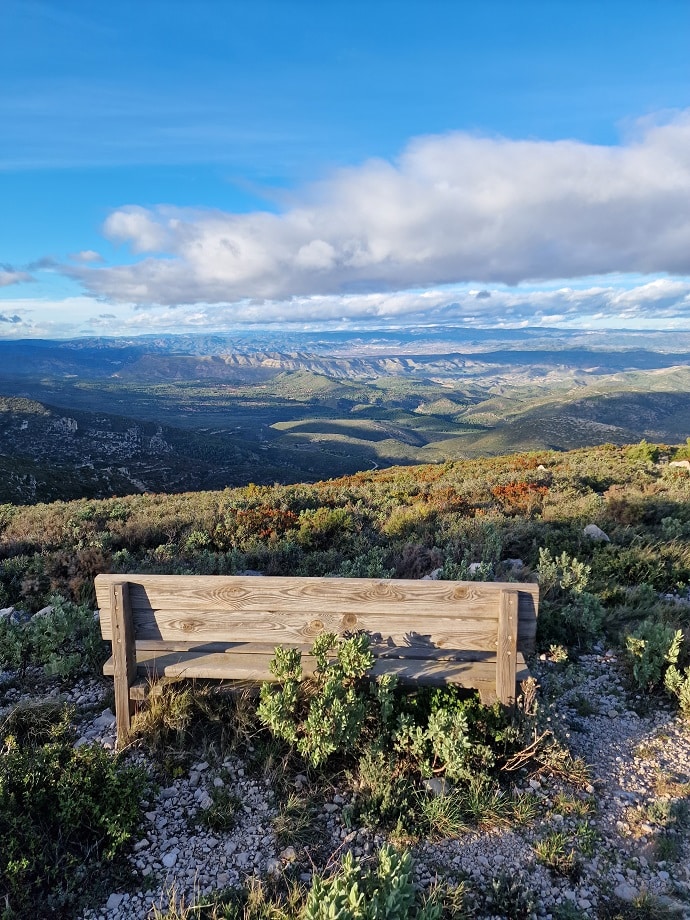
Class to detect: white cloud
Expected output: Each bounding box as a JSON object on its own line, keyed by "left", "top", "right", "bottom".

{"left": 71, "top": 111, "right": 690, "bottom": 310}
{"left": 0, "top": 268, "right": 32, "bottom": 287}
{"left": 69, "top": 249, "right": 104, "bottom": 263}
{"left": 5, "top": 276, "right": 690, "bottom": 338}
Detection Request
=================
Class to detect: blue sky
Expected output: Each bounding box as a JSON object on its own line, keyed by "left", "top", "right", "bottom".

{"left": 2, "top": 0, "right": 690, "bottom": 338}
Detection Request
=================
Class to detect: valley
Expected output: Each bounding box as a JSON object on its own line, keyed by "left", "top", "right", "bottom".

{"left": 1, "top": 327, "right": 689, "bottom": 504}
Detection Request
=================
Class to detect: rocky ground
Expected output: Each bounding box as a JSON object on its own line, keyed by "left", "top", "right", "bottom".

{"left": 2, "top": 651, "right": 689, "bottom": 920}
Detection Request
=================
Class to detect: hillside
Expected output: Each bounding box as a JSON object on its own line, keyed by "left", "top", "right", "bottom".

{"left": 1, "top": 443, "right": 690, "bottom": 919}
{"left": 2, "top": 359, "right": 690, "bottom": 503}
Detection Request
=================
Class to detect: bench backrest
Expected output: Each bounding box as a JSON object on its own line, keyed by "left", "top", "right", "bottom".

{"left": 95, "top": 574, "right": 538, "bottom": 654}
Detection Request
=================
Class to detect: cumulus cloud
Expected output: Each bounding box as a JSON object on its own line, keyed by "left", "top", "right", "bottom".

{"left": 0, "top": 313, "right": 22, "bottom": 323}
{"left": 70, "top": 111, "right": 690, "bottom": 310}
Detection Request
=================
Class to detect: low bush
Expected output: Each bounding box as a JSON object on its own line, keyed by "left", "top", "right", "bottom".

{"left": 624, "top": 620, "right": 683, "bottom": 691}
{"left": 0, "top": 594, "right": 107, "bottom": 679}
{"left": 0, "top": 702, "right": 147, "bottom": 918}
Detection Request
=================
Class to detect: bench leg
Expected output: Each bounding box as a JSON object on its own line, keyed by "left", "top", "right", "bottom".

{"left": 111, "top": 581, "right": 137, "bottom": 748}
{"left": 496, "top": 590, "right": 518, "bottom": 706}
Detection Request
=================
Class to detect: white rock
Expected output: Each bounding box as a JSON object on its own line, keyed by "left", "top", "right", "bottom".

{"left": 162, "top": 851, "right": 178, "bottom": 868}
{"left": 614, "top": 881, "right": 639, "bottom": 901}
{"left": 421, "top": 567, "right": 443, "bottom": 580}
{"left": 422, "top": 777, "right": 450, "bottom": 797}
{"left": 33, "top": 605, "right": 54, "bottom": 619}
{"left": 106, "top": 893, "right": 124, "bottom": 910}
{"left": 583, "top": 524, "right": 610, "bottom": 542}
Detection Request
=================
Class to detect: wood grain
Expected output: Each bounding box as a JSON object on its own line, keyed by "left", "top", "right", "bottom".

{"left": 496, "top": 589, "right": 518, "bottom": 705}
{"left": 111, "top": 581, "right": 136, "bottom": 747}
{"left": 96, "top": 574, "right": 538, "bottom": 653}
{"left": 103, "top": 646, "right": 528, "bottom": 689}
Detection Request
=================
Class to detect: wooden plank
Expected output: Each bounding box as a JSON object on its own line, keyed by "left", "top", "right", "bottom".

{"left": 496, "top": 590, "right": 518, "bottom": 705}
{"left": 96, "top": 575, "right": 538, "bottom": 653}
{"left": 111, "top": 581, "right": 137, "bottom": 747}
{"left": 104, "top": 646, "right": 527, "bottom": 687}
{"left": 109, "top": 639, "right": 501, "bottom": 662}
{"left": 96, "top": 575, "right": 538, "bottom": 637}
{"left": 96, "top": 574, "right": 533, "bottom": 612}
{"left": 100, "top": 608, "right": 509, "bottom": 652}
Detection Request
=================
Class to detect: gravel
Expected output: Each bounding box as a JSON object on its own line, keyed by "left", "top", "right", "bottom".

{"left": 2, "top": 653, "right": 689, "bottom": 919}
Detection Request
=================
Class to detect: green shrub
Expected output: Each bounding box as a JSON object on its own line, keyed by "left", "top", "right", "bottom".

{"left": 0, "top": 705, "right": 147, "bottom": 917}
{"left": 664, "top": 664, "right": 690, "bottom": 715}
{"left": 538, "top": 548, "right": 591, "bottom": 598}
{"left": 625, "top": 440, "right": 660, "bottom": 463}
{"left": 0, "top": 594, "right": 106, "bottom": 679}
{"left": 257, "top": 633, "right": 377, "bottom": 767}
{"left": 303, "top": 846, "right": 442, "bottom": 920}
{"left": 537, "top": 548, "right": 605, "bottom": 648}
{"left": 625, "top": 621, "right": 683, "bottom": 691}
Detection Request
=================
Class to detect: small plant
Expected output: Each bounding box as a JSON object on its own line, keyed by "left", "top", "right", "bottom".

{"left": 344, "top": 746, "right": 418, "bottom": 834}
{"left": 197, "top": 786, "right": 241, "bottom": 832}
{"left": 570, "top": 692, "right": 599, "bottom": 717}
{"left": 258, "top": 633, "right": 375, "bottom": 767}
{"left": 303, "top": 846, "right": 442, "bottom": 920}
{"left": 534, "top": 830, "right": 580, "bottom": 878}
{"left": 654, "top": 832, "right": 683, "bottom": 862}
{"left": 0, "top": 594, "right": 106, "bottom": 679}
{"left": 538, "top": 548, "right": 591, "bottom": 598}
{"left": 273, "top": 792, "right": 321, "bottom": 848}
{"left": 548, "top": 643, "right": 569, "bottom": 663}
{"left": 625, "top": 621, "right": 683, "bottom": 691}
{"left": 481, "top": 870, "right": 537, "bottom": 920}
{"left": 552, "top": 792, "right": 595, "bottom": 818}
{"left": 600, "top": 891, "right": 685, "bottom": 919}
{"left": 419, "top": 788, "right": 469, "bottom": 839}
{"left": 664, "top": 663, "right": 690, "bottom": 716}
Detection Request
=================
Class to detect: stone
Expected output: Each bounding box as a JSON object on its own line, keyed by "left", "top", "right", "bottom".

{"left": 614, "top": 881, "right": 639, "bottom": 901}
{"left": 93, "top": 708, "right": 116, "bottom": 729}
{"left": 669, "top": 460, "right": 690, "bottom": 470}
{"left": 33, "top": 605, "right": 54, "bottom": 619}
{"left": 423, "top": 777, "right": 450, "bottom": 797}
{"left": 504, "top": 558, "right": 525, "bottom": 572}
{"left": 421, "top": 567, "right": 443, "bottom": 580}
{"left": 162, "top": 851, "right": 178, "bottom": 868}
{"left": 583, "top": 523, "right": 610, "bottom": 542}
{"left": 280, "top": 846, "right": 297, "bottom": 862}
{"left": 106, "top": 893, "right": 124, "bottom": 910}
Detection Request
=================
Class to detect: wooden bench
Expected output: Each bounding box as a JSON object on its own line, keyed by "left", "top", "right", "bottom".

{"left": 95, "top": 573, "right": 539, "bottom": 747}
